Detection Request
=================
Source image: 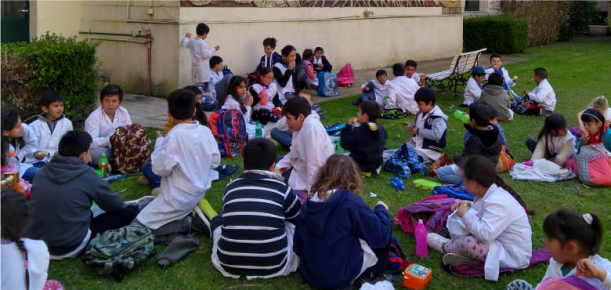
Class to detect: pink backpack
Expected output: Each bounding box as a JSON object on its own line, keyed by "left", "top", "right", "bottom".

{"left": 537, "top": 276, "right": 597, "bottom": 290}
{"left": 336, "top": 63, "right": 354, "bottom": 86}
{"left": 576, "top": 144, "right": 611, "bottom": 186}
{"left": 395, "top": 194, "right": 455, "bottom": 236}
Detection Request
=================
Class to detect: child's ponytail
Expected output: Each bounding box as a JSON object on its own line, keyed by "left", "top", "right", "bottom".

{"left": 1, "top": 189, "right": 31, "bottom": 263}
{"left": 493, "top": 175, "right": 534, "bottom": 216}
{"left": 543, "top": 210, "right": 603, "bottom": 256}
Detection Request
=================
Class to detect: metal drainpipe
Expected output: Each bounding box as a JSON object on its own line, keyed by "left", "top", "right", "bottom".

{"left": 78, "top": 31, "right": 146, "bottom": 38}
{"left": 145, "top": 28, "right": 152, "bottom": 97}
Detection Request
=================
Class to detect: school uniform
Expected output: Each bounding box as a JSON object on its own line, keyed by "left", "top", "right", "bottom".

{"left": 210, "top": 70, "right": 224, "bottom": 86}
{"left": 407, "top": 73, "right": 421, "bottom": 85}
{"left": 538, "top": 255, "right": 611, "bottom": 290}
{"left": 462, "top": 184, "right": 532, "bottom": 281}
{"left": 181, "top": 37, "right": 216, "bottom": 84}
{"left": 11, "top": 123, "right": 38, "bottom": 163}
{"left": 221, "top": 95, "right": 252, "bottom": 123}
{"left": 340, "top": 122, "right": 388, "bottom": 173}
{"left": 361, "top": 79, "right": 391, "bottom": 106}
{"left": 28, "top": 114, "right": 73, "bottom": 163}
{"left": 312, "top": 55, "right": 332, "bottom": 72}
{"left": 410, "top": 106, "right": 448, "bottom": 162}
{"left": 136, "top": 122, "right": 220, "bottom": 230}
{"left": 485, "top": 66, "right": 515, "bottom": 90}
{"left": 256, "top": 51, "right": 282, "bottom": 72}
{"left": 250, "top": 83, "right": 279, "bottom": 111}
{"left": 85, "top": 106, "right": 132, "bottom": 149}
{"left": 531, "top": 132, "right": 576, "bottom": 165}
{"left": 271, "top": 111, "right": 320, "bottom": 149}
{"left": 463, "top": 77, "right": 483, "bottom": 106}
{"left": 480, "top": 84, "right": 513, "bottom": 122}
{"left": 385, "top": 76, "right": 419, "bottom": 114}
{"left": 276, "top": 114, "right": 334, "bottom": 191}
{"left": 528, "top": 79, "right": 556, "bottom": 114}
{"left": 273, "top": 62, "right": 297, "bottom": 104}
{"left": 1, "top": 238, "right": 49, "bottom": 290}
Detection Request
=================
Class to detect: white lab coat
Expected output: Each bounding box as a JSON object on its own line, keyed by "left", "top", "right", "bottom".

{"left": 12, "top": 123, "right": 38, "bottom": 162}
{"left": 529, "top": 79, "right": 556, "bottom": 112}
{"left": 84, "top": 106, "right": 132, "bottom": 148}
{"left": 222, "top": 96, "right": 252, "bottom": 123}
{"left": 461, "top": 184, "right": 532, "bottom": 281}
{"left": 181, "top": 37, "right": 216, "bottom": 84}
{"left": 136, "top": 122, "right": 220, "bottom": 229}
{"left": 1, "top": 238, "right": 49, "bottom": 290}
{"left": 385, "top": 76, "right": 419, "bottom": 114}
{"left": 28, "top": 116, "right": 73, "bottom": 163}
{"left": 485, "top": 67, "right": 516, "bottom": 88}
{"left": 537, "top": 255, "right": 611, "bottom": 290}
{"left": 210, "top": 70, "right": 224, "bottom": 86}
{"left": 251, "top": 83, "right": 278, "bottom": 111}
{"left": 463, "top": 77, "right": 483, "bottom": 106}
{"left": 275, "top": 110, "right": 319, "bottom": 133}
{"left": 276, "top": 114, "right": 334, "bottom": 191}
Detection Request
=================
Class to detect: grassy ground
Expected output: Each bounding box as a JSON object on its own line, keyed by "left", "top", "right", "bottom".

{"left": 50, "top": 38, "right": 611, "bottom": 289}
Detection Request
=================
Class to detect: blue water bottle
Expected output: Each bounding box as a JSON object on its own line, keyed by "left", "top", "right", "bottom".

{"left": 391, "top": 176, "right": 405, "bottom": 191}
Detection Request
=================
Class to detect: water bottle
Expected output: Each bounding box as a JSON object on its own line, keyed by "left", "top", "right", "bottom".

{"left": 453, "top": 110, "right": 470, "bottom": 124}
{"left": 255, "top": 122, "right": 263, "bottom": 138}
{"left": 415, "top": 219, "right": 428, "bottom": 258}
{"left": 390, "top": 176, "right": 405, "bottom": 190}
{"left": 98, "top": 153, "right": 109, "bottom": 178}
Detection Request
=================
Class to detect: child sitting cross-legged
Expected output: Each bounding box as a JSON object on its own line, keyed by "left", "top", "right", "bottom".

{"left": 462, "top": 66, "right": 486, "bottom": 107}
{"left": 136, "top": 89, "right": 220, "bottom": 237}
{"left": 427, "top": 156, "right": 533, "bottom": 282}
{"left": 480, "top": 72, "right": 513, "bottom": 122}
{"left": 406, "top": 87, "right": 448, "bottom": 163}
{"left": 28, "top": 91, "right": 73, "bottom": 164}
{"left": 354, "top": 69, "right": 390, "bottom": 106}
{"left": 525, "top": 114, "right": 576, "bottom": 170}
{"left": 210, "top": 138, "right": 301, "bottom": 279}
{"left": 312, "top": 46, "right": 332, "bottom": 73}
{"left": 507, "top": 210, "right": 611, "bottom": 290}
{"left": 404, "top": 59, "right": 425, "bottom": 87}
{"left": 578, "top": 109, "right": 611, "bottom": 152}
{"left": 340, "top": 101, "right": 388, "bottom": 177}
{"left": 385, "top": 63, "right": 420, "bottom": 114}
{"left": 524, "top": 67, "right": 556, "bottom": 117}
{"left": 294, "top": 154, "right": 392, "bottom": 289}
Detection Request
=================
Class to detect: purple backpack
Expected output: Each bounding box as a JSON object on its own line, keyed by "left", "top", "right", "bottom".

{"left": 395, "top": 195, "right": 455, "bottom": 237}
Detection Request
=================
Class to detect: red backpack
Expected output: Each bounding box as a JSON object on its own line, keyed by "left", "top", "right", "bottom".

{"left": 208, "top": 109, "right": 247, "bottom": 158}
{"left": 394, "top": 195, "right": 456, "bottom": 237}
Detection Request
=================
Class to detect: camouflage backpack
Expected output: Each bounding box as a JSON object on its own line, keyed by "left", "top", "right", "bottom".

{"left": 83, "top": 224, "right": 155, "bottom": 282}
{"left": 109, "top": 124, "right": 151, "bottom": 174}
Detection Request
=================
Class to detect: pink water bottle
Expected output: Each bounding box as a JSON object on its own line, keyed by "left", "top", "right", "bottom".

{"left": 415, "top": 219, "right": 428, "bottom": 258}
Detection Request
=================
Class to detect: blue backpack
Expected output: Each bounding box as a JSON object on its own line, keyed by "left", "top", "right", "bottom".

{"left": 209, "top": 109, "right": 247, "bottom": 157}
{"left": 317, "top": 71, "right": 340, "bottom": 97}
{"left": 431, "top": 181, "right": 474, "bottom": 201}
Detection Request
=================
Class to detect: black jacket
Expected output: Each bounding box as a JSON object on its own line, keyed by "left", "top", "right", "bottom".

{"left": 340, "top": 122, "right": 388, "bottom": 172}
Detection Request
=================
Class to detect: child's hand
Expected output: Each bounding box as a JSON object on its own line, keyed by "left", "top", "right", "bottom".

{"left": 348, "top": 117, "right": 358, "bottom": 125}
{"left": 214, "top": 45, "right": 220, "bottom": 51}
{"left": 376, "top": 201, "right": 389, "bottom": 211}
{"left": 576, "top": 259, "right": 607, "bottom": 281}
{"left": 362, "top": 87, "right": 370, "bottom": 92}
{"left": 582, "top": 131, "right": 590, "bottom": 141}
{"left": 245, "top": 92, "right": 254, "bottom": 107}
{"left": 513, "top": 76, "right": 518, "bottom": 82}
{"left": 451, "top": 200, "right": 470, "bottom": 212}
{"left": 288, "top": 61, "right": 295, "bottom": 70}
{"left": 317, "top": 63, "right": 323, "bottom": 69}
{"left": 406, "top": 124, "right": 417, "bottom": 135}
{"left": 185, "top": 32, "right": 192, "bottom": 38}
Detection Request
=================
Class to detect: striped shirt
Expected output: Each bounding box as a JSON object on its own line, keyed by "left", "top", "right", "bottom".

{"left": 218, "top": 171, "right": 301, "bottom": 277}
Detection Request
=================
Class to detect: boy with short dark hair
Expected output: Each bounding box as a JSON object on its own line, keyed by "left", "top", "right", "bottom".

{"left": 26, "top": 130, "right": 138, "bottom": 260}
{"left": 341, "top": 101, "right": 387, "bottom": 176}
{"left": 28, "top": 91, "right": 74, "bottom": 163}
{"left": 276, "top": 96, "right": 334, "bottom": 191}
{"left": 312, "top": 47, "right": 332, "bottom": 73}
{"left": 209, "top": 55, "right": 233, "bottom": 98}
{"left": 436, "top": 103, "right": 503, "bottom": 184}
{"left": 404, "top": 59, "right": 425, "bottom": 87}
{"left": 480, "top": 72, "right": 513, "bottom": 122}
{"left": 406, "top": 87, "right": 448, "bottom": 162}
{"left": 181, "top": 22, "right": 220, "bottom": 85}
{"left": 355, "top": 69, "right": 391, "bottom": 106}
{"left": 485, "top": 53, "right": 518, "bottom": 90}
{"left": 524, "top": 67, "right": 556, "bottom": 116}
{"left": 84, "top": 84, "right": 132, "bottom": 166}
{"left": 211, "top": 138, "right": 301, "bottom": 279}
{"left": 385, "top": 63, "right": 420, "bottom": 114}
{"left": 462, "top": 66, "right": 486, "bottom": 107}
{"left": 270, "top": 90, "right": 324, "bottom": 149}
{"left": 256, "top": 37, "right": 282, "bottom": 72}
{"left": 136, "top": 89, "right": 220, "bottom": 237}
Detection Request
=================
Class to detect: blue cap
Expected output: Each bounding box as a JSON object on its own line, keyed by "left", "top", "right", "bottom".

{"left": 472, "top": 66, "right": 485, "bottom": 75}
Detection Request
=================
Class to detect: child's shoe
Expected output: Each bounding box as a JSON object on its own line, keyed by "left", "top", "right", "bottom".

{"left": 442, "top": 253, "right": 480, "bottom": 266}
{"left": 127, "top": 195, "right": 156, "bottom": 211}
{"left": 151, "top": 187, "right": 160, "bottom": 197}
{"left": 506, "top": 279, "right": 534, "bottom": 290}
{"left": 426, "top": 233, "right": 450, "bottom": 253}
{"left": 138, "top": 175, "right": 150, "bottom": 186}
{"left": 198, "top": 198, "right": 218, "bottom": 221}
{"left": 191, "top": 207, "right": 212, "bottom": 238}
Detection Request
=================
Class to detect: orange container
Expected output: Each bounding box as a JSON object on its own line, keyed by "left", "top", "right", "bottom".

{"left": 402, "top": 264, "right": 432, "bottom": 289}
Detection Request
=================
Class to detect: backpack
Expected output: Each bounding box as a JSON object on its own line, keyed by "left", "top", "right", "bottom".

{"left": 387, "top": 236, "right": 413, "bottom": 273}
{"left": 513, "top": 99, "right": 540, "bottom": 116}
{"left": 576, "top": 144, "right": 611, "bottom": 186}
{"left": 209, "top": 109, "right": 248, "bottom": 157}
{"left": 317, "top": 71, "right": 340, "bottom": 97}
{"left": 336, "top": 63, "right": 355, "bottom": 87}
{"left": 324, "top": 123, "right": 346, "bottom": 137}
{"left": 109, "top": 124, "right": 150, "bottom": 174}
{"left": 199, "top": 85, "right": 218, "bottom": 112}
{"left": 82, "top": 224, "right": 155, "bottom": 282}
{"left": 296, "top": 61, "right": 308, "bottom": 84}
{"left": 394, "top": 194, "right": 455, "bottom": 237}
{"left": 432, "top": 181, "right": 474, "bottom": 201}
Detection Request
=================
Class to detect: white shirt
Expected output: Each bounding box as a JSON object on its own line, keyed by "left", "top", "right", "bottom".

{"left": 407, "top": 73, "right": 420, "bottom": 85}
{"left": 1, "top": 238, "right": 49, "bottom": 290}
{"left": 461, "top": 184, "right": 532, "bottom": 281}
{"left": 28, "top": 116, "right": 73, "bottom": 163}
{"left": 275, "top": 111, "right": 319, "bottom": 133}
{"left": 485, "top": 67, "right": 516, "bottom": 88}
{"left": 221, "top": 95, "right": 252, "bottom": 123}
{"left": 84, "top": 106, "right": 132, "bottom": 148}
{"left": 273, "top": 62, "right": 295, "bottom": 104}
{"left": 385, "top": 76, "right": 420, "bottom": 114}
{"left": 361, "top": 79, "right": 391, "bottom": 106}
{"left": 537, "top": 255, "right": 611, "bottom": 290}
{"left": 181, "top": 37, "right": 216, "bottom": 83}
{"left": 136, "top": 122, "right": 220, "bottom": 229}
{"left": 276, "top": 114, "right": 334, "bottom": 191}
{"left": 410, "top": 105, "right": 448, "bottom": 162}
{"left": 210, "top": 70, "right": 224, "bottom": 86}
{"left": 529, "top": 79, "right": 556, "bottom": 112}
{"left": 12, "top": 124, "right": 38, "bottom": 162}
{"left": 463, "top": 77, "right": 483, "bottom": 106}
{"left": 251, "top": 83, "right": 278, "bottom": 111}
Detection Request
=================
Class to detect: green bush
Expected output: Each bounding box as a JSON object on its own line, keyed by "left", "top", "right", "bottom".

{"left": 463, "top": 16, "right": 528, "bottom": 54}
{"left": 558, "top": 1, "right": 600, "bottom": 41}
{"left": 1, "top": 33, "right": 99, "bottom": 126}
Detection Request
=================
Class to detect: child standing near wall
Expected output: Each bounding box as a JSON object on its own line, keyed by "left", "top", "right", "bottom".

{"left": 181, "top": 23, "right": 220, "bottom": 86}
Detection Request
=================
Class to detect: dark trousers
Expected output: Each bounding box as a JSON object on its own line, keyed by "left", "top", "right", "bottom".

{"left": 90, "top": 204, "right": 140, "bottom": 239}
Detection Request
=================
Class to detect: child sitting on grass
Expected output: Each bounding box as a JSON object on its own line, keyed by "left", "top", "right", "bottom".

{"left": 525, "top": 114, "right": 576, "bottom": 169}
{"left": 485, "top": 53, "right": 518, "bottom": 90}
{"left": 507, "top": 210, "right": 610, "bottom": 290}
{"left": 340, "top": 101, "right": 388, "bottom": 177}
{"left": 406, "top": 87, "right": 448, "bottom": 162}
{"left": 294, "top": 155, "right": 392, "bottom": 289}
{"left": 574, "top": 96, "right": 610, "bottom": 137}
{"left": 217, "top": 76, "right": 254, "bottom": 122}
{"left": 480, "top": 72, "right": 513, "bottom": 122}
{"left": 274, "top": 45, "right": 298, "bottom": 104}
{"left": 462, "top": 66, "right": 486, "bottom": 107}
{"left": 385, "top": 63, "right": 420, "bottom": 114}
{"left": 271, "top": 90, "right": 323, "bottom": 149}
{"left": 427, "top": 156, "right": 532, "bottom": 282}
{"left": 28, "top": 91, "right": 73, "bottom": 164}
{"left": 405, "top": 59, "right": 425, "bottom": 87}
{"left": 1, "top": 108, "right": 39, "bottom": 183}
{"left": 355, "top": 69, "right": 390, "bottom": 106}
{"left": 578, "top": 109, "right": 611, "bottom": 152}
{"left": 136, "top": 89, "right": 220, "bottom": 237}
{"left": 249, "top": 67, "right": 281, "bottom": 112}
{"left": 209, "top": 55, "right": 232, "bottom": 99}
{"left": 524, "top": 67, "right": 556, "bottom": 117}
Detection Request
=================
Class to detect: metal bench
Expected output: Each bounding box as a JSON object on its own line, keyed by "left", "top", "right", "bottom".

{"left": 425, "top": 48, "right": 486, "bottom": 99}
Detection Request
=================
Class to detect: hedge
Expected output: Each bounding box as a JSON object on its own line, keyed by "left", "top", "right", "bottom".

{"left": 463, "top": 16, "right": 528, "bottom": 54}
{"left": 1, "top": 33, "right": 99, "bottom": 126}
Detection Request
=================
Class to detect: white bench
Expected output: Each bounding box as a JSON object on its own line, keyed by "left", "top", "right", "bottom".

{"left": 425, "top": 48, "right": 487, "bottom": 99}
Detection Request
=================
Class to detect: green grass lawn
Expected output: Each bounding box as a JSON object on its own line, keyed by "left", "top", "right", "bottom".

{"left": 50, "top": 38, "right": 611, "bottom": 289}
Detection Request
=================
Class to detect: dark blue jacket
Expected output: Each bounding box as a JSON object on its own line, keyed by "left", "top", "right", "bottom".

{"left": 256, "top": 51, "right": 282, "bottom": 72}
{"left": 340, "top": 122, "right": 387, "bottom": 172}
{"left": 313, "top": 55, "right": 333, "bottom": 73}
{"left": 293, "top": 190, "right": 391, "bottom": 290}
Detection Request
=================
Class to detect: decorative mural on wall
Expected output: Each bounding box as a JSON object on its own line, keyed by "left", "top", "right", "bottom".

{"left": 182, "top": 0, "right": 461, "bottom": 8}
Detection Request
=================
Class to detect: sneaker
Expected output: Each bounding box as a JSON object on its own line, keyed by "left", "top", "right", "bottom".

{"left": 151, "top": 187, "right": 161, "bottom": 197}
{"left": 442, "top": 253, "right": 481, "bottom": 266}
{"left": 138, "top": 175, "right": 150, "bottom": 186}
{"left": 506, "top": 279, "right": 535, "bottom": 290}
{"left": 198, "top": 198, "right": 218, "bottom": 221}
{"left": 426, "top": 233, "right": 450, "bottom": 254}
{"left": 128, "top": 195, "right": 155, "bottom": 211}
{"left": 191, "top": 206, "right": 212, "bottom": 238}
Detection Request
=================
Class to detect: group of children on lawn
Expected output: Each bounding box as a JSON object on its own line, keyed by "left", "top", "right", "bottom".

{"left": 2, "top": 22, "right": 611, "bottom": 290}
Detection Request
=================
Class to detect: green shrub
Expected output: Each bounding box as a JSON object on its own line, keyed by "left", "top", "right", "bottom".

{"left": 463, "top": 16, "right": 528, "bottom": 54}
{"left": 1, "top": 33, "right": 99, "bottom": 126}
{"left": 558, "top": 1, "right": 600, "bottom": 41}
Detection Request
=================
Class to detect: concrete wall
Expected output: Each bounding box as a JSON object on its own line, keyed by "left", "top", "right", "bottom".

{"left": 30, "top": 0, "right": 83, "bottom": 38}
{"left": 178, "top": 7, "right": 463, "bottom": 88}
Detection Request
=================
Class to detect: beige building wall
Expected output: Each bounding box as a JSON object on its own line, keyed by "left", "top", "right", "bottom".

{"left": 178, "top": 7, "right": 462, "bottom": 88}
{"left": 29, "top": 0, "right": 83, "bottom": 38}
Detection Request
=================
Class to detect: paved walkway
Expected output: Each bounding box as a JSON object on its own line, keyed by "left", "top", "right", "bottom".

{"left": 123, "top": 53, "right": 530, "bottom": 128}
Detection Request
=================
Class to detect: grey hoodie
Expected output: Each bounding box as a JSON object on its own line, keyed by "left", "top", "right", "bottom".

{"left": 35, "top": 113, "right": 64, "bottom": 133}
{"left": 25, "top": 155, "right": 125, "bottom": 255}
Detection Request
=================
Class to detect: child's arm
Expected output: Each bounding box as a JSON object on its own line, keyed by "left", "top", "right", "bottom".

{"left": 283, "top": 189, "right": 301, "bottom": 225}
{"left": 272, "top": 92, "right": 282, "bottom": 108}
{"left": 19, "top": 123, "right": 38, "bottom": 161}
{"left": 604, "top": 129, "right": 611, "bottom": 152}
{"left": 198, "top": 42, "right": 216, "bottom": 61}
{"left": 304, "top": 129, "right": 329, "bottom": 190}
{"left": 576, "top": 259, "right": 611, "bottom": 288}
{"left": 306, "top": 63, "right": 317, "bottom": 79}
{"left": 85, "top": 117, "right": 110, "bottom": 148}
{"left": 150, "top": 135, "right": 178, "bottom": 177}
{"left": 204, "top": 130, "right": 221, "bottom": 169}
{"left": 249, "top": 86, "right": 261, "bottom": 107}
{"left": 531, "top": 138, "right": 547, "bottom": 160}
{"left": 351, "top": 199, "right": 392, "bottom": 250}
{"left": 276, "top": 151, "right": 292, "bottom": 171}
{"left": 91, "top": 178, "right": 125, "bottom": 212}
{"left": 502, "top": 68, "right": 516, "bottom": 87}
{"left": 180, "top": 33, "right": 191, "bottom": 47}
{"left": 339, "top": 123, "right": 357, "bottom": 151}
{"left": 385, "top": 85, "right": 397, "bottom": 109}
{"left": 461, "top": 199, "right": 517, "bottom": 244}
{"left": 554, "top": 141, "right": 574, "bottom": 165}
{"left": 417, "top": 118, "right": 447, "bottom": 142}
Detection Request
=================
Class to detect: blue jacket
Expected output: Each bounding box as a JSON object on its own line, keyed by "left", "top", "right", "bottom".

{"left": 293, "top": 190, "right": 391, "bottom": 290}
{"left": 256, "top": 51, "right": 282, "bottom": 72}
